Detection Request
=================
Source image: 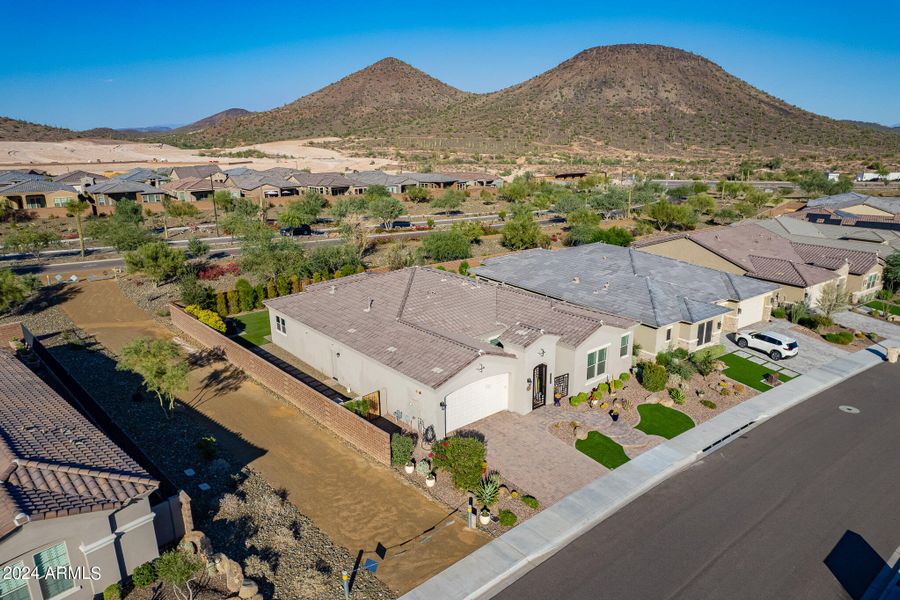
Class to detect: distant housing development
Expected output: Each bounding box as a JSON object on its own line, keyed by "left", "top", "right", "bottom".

{"left": 789, "top": 192, "right": 900, "bottom": 230}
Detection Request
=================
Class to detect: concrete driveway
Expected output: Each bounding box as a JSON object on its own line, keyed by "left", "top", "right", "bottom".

{"left": 723, "top": 319, "right": 848, "bottom": 375}
{"left": 833, "top": 310, "right": 900, "bottom": 341}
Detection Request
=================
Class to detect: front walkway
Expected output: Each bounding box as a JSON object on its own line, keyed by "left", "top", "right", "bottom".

{"left": 833, "top": 310, "right": 900, "bottom": 341}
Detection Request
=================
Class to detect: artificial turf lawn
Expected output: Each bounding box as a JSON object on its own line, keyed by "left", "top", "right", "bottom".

{"left": 865, "top": 300, "right": 900, "bottom": 316}
{"left": 231, "top": 310, "right": 271, "bottom": 347}
{"left": 719, "top": 352, "right": 795, "bottom": 392}
{"left": 635, "top": 404, "right": 695, "bottom": 440}
{"left": 575, "top": 431, "right": 630, "bottom": 469}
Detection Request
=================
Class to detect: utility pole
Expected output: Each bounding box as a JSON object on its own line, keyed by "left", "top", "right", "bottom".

{"left": 209, "top": 173, "right": 220, "bottom": 237}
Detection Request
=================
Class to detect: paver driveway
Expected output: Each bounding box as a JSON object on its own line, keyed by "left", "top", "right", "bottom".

{"left": 833, "top": 310, "right": 900, "bottom": 341}
{"left": 723, "top": 319, "right": 848, "bottom": 375}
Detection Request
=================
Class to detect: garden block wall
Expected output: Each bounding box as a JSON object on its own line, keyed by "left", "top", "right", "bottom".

{"left": 0, "top": 321, "right": 26, "bottom": 344}
{"left": 169, "top": 304, "right": 391, "bottom": 465}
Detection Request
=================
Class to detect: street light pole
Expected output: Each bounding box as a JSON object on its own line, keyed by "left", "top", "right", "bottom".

{"left": 209, "top": 174, "right": 220, "bottom": 237}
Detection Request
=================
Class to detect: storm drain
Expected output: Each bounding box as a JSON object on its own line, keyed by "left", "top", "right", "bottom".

{"left": 838, "top": 405, "right": 861, "bottom": 414}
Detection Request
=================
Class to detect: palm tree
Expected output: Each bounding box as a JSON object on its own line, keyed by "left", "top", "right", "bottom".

{"left": 65, "top": 198, "right": 92, "bottom": 258}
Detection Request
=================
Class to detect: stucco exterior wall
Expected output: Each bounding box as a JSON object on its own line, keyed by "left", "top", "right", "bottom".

{"left": 638, "top": 238, "right": 746, "bottom": 274}
{"left": 842, "top": 204, "right": 894, "bottom": 217}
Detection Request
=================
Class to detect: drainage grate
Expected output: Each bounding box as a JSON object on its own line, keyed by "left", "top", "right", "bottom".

{"left": 702, "top": 421, "right": 756, "bottom": 453}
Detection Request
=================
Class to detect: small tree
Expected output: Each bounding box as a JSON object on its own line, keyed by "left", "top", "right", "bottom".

{"left": 431, "top": 189, "right": 465, "bottom": 214}
{"left": 883, "top": 252, "right": 900, "bottom": 292}
{"left": 331, "top": 196, "right": 368, "bottom": 222}
{"left": 124, "top": 242, "right": 186, "bottom": 286}
{"left": 0, "top": 269, "right": 39, "bottom": 314}
{"left": 156, "top": 550, "right": 203, "bottom": 600}
{"left": 368, "top": 196, "right": 405, "bottom": 229}
{"left": 339, "top": 214, "right": 372, "bottom": 261}
{"left": 65, "top": 199, "right": 92, "bottom": 257}
{"left": 186, "top": 237, "right": 209, "bottom": 259}
{"left": 117, "top": 338, "right": 190, "bottom": 416}
{"left": 279, "top": 192, "right": 323, "bottom": 227}
{"left": 422, "top": 230, "right": 471, "bottom": 262}
{"left": 815, "top": 281, "right": 850, "bottom": 317}
{"left": 686, "top": 192, "right": 716, "bottom": 215}
{"left": 3, "top": 227, "right": 60, "bottom": 257}
{"left": 405, "top": 187, "right": 430, "bottom": 203}
{"left": 501, "top": 206, "right": 549, "bottom": 250}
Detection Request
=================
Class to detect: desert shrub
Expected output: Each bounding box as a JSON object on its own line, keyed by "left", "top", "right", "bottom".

{"left": 569, "top": 391, "right": 589, "bottom": 407}
{"left": 226, "top": 289, "right": 239, "bottom": 314}
{"left": 458, "top": 260, "right": 470, "bottom": 276}
{"left": 733, "top": 383, "right": 745, "bottom": 394}
{"left": 812, "top": 314, "right": 834, "bottom": 328}
{"left": 415, "top": 459, "right": 431, "bottom": 475}
{"left": 655, "top": 350, "right": 673, "bottom": 368}
{"left": 196, "top": 436, "right": 218, "bottom": 461}
{"left": 215, "top": 291, "right": 227, "bottom": 317}
{"left": 235, "top": 278, "right": 256, "bottom": 312}
{"left": 422, "top": 230, "right": 471, "bottom": 261}
{"left": 672, "top": 347, "right": 689, "bottom": 360}
{"left": 771, "top": 306, "right": 787, "bottom": 319}
{"left": 691, "top": 352, "right": 717, "bottom": 376}
{"left": 156, "top": 551, "right": 203, "bottom": 600}
{"left": 640, "top": 362, "right": 668, "bottom": 392}
{"left": 390, "top": 433, "right": 414, "bottom": 466}
{"left": 184, "top": 305, "right": 227, "bottom": 333}
{"left": 498, "top": 509, "right": 518, "bottom": 527}
{"left": 179, "top": 275, "right": 215, "bottom": 309}
{"left": 254, "top": 283, "right": 265, "bottom": 308}
{"left": 824, "top": 331, "right": 854, "bottom": 345}
{"left": 131, "top": 561, "right": 157, "bottom": 588}
{"left": 668, "top": 360, "right": 696, "bottom": 379}
{"left": 668, "top": 387, "right": 686, "bottom": 404}
{"left": 520, "top": 495, "right": 540, "bottom": 509}
{"left": 700, "top": 399, "right": 717, "bottom": 409}
{"left": 432, "top": 436, "right": 486, "bottom": 491}
{"left": 474, "top": 473, "right": 500, "bottom": 507}
{"left": 103, "top": 584, "right": 122, "bottom": 600}
{"left": 619, "top": 372, "right": 631, "bottom": 382}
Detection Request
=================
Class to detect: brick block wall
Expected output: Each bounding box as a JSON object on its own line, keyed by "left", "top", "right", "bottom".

{"left": 0, "top": 322, "right": 26, "bottom": 345}
{"left": 170, "top": 305, "right": 391, "bottom": 465}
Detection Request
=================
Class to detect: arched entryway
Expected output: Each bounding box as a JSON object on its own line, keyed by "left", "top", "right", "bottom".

{"left": 532, "top": 363, "right": 547, "bottom": 409}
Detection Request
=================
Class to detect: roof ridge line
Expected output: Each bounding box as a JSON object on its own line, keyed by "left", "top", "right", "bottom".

{"left": 15, "top": 458, "right": 156, "bottom": 486}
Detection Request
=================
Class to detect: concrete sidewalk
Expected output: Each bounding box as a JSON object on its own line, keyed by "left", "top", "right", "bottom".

{"left": 401, "top": 342, "right": 896, "bottom": 600}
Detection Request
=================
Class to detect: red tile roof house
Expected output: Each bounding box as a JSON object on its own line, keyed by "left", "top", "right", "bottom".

{"left": 634, "top": 222, "right": 884, "bottom": 306}
{"left": 265, "top": 267, "right": 637, "bottom": 437}
{"left": 0, "top": 350, "right": 159, "bottom": 599}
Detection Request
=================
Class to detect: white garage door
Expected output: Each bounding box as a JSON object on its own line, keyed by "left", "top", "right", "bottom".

{"left": 445, "top": 374, "right": 509, "bottom": 433}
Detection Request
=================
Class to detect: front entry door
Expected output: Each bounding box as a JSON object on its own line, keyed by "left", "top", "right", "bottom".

{"left": 532, "top": 364, "right": 547, "bottom": 409}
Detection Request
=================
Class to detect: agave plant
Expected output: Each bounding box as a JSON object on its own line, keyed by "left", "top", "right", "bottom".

{"left": 474, "top": 472, "right": 501, "bottom": 507}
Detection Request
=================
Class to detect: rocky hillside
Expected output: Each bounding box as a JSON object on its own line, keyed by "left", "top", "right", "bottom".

{"left": 0, "top": 116, "right": 76, "bottom": 142}
{"left": 174, "top": 108, "right": 252, "bottom": 134}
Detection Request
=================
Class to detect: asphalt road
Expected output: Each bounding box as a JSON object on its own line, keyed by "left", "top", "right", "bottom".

{"left": 495, "top": 362, "right": 900, "bottom": 600}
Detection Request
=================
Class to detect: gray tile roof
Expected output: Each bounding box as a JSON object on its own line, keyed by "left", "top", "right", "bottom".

{"left": 228, "top": 173, "right": 300, "bottom": 191}
{"left": 750, "top": 216, "right": 900, "bottom": 254}
{"left": 170, "top": 164, "right": 222, "bottom": 179}
{"left": 85, "top": 179, "right": 170, "bottom": 195}
{"left": 290, "top": 172, "right": 360, "bottom": 188}
{"left": 349, "top": 171, "right": 417, "bottom": 187}
{"left": 0, "top": 180, "right": 77, "bottom": 195}
{"left": 0, "top": 351, "right": 157, "bottom": 537}
{"left": 0, "top": 171, "right": 44, "bottom": 185}
{"left": 51, "top": 170, "right": 108, "bottom": 184}
{"left": 807, "top": 192, "right": 900, "bottom": 215}
{"left": 266, "top": 267, "right": 634, "bottom": 389}
{"left": 223, "top": 167, "right": 259, "bottom": 176}
{"left": 404, "top": 172, "right": 459, "bottom": 184}
{"left": 114, "top": 167, "right": 165, "bottom": 182}
{"left": 474, "top": 244, "right": 778, "bottom": 327}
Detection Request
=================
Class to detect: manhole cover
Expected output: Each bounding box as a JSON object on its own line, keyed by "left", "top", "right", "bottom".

{"left": 839, "top": 405, "right": 860, "bottom": 414}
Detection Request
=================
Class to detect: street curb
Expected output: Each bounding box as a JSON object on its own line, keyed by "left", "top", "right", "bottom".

{"left": 400, "top": 342, "right": 896, "bottom": 600}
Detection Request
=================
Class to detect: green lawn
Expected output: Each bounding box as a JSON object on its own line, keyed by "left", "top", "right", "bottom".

{"left": 635, "top": 404, "right": 695, "bottom": 440}
{"left": 719, "top": 352, "right": 795, "bottom": 392}
{"left": 865, "top": 300, "right": 900, "bottom": 316}
{"left": 575, "top": 432, "right": 630, "bottom": 469}
{"left": 231, "top": 310, "right": 271, "bottom": 347}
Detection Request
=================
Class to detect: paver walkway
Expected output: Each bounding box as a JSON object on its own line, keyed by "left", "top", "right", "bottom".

{"left": 61, "top": 280, "right": 488, "bottom": 593}
{"left": 833, "top": 310, "right": 900, "bottom": 341}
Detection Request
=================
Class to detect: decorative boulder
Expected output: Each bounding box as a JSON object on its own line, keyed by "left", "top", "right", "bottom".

{"left": 644, "top": 394, "right": 660, "bottom": 404}
{"left": 180, "top": 531, "right": 213, "bottom": 562}
{"left": 659, "top": 397, "right": 674, "bottom": 408}
{"left": 573, "top": 426, "right": 588, "bottom": 441}
{"left": 224, "top": 558, "right": 244, "bottom": 593}
{"left": 238, "top": 579, "right": 259, "bottom": 599}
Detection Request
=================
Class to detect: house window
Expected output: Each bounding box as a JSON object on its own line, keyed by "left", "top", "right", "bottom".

{"left": 178, "top": 192, "right": 185, "bottom": 201}
{"left": 619, "top": 334, "right": 629, "bottom": 358}
{"left": 275, "top": 315, "right": 286, "bottom": 334}
{"left": 666, "top": 328, "right": 672, "bottom": 341}
{"left": 53, "top": 197, "right": 71, "bottom": 207}
{"left": 865, "top": 273, "right": 878, "bottom": 289}
{"left": 696, "top": 320, "right": 714, "bottom": 346}
{"left": 25, "top": 195, "right": 46, "bottom": 209}
{"left": 586, "top": 347, "right": 607, "bottom": 381}
{"left": 0, "top": 562, "right": 30, "bottom": 600}
{"left": 96, "top": 194, "right": 106, "bottom": 205}
{"left": 34, "top": 543, "right": 74, "bottom": 599}
{"left": 143, "top": 194, "right": 160, "bottom": 203}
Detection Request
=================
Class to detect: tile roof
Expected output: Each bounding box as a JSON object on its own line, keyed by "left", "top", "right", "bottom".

{"left": 170, "top": 164, "right": 222, "bottom": 179}
{"left": 807, "top": 192, "right": 900, "bottom": 215}
{"left": 51, "top": 170, "right": 108, "bottom": 184}
{"left": 290, "top": 172, "right": 361, "bottom": 188}
{"left": 474, "top": 244, "right": 778, "bottom": 327}
{"left": 744, "top": 256, "right": 835, "bottom": 287}
{"left": 348, "top": 171, "right": 417, "bottom": 187}
{"left": 0, "top": 171, "right": 44, "bottom": 186}
{"left": 85, "top": 179, "right": 171, "bottom": 196}
{"left": 403, "top": 172, "right": 458, "bottom": 184}
{"left": 114, "top": 167, "right": 166, "bottom": 182}
{"left": 266, "top": 267, "right": 634, "bottom": 389}
{"left": 228, "top": 173, "right": 300, "bottom": 191}
{"left": 223, "top": 167, "right": 259, "bottom": 176}
{"left": 0, "top": 180, "right": 77, "bottom": 195}
{"left": 0, "top": 352, "right": 157, "bottom": 537}
{"left": 438, "top": 171, "right": 500, "bottom": 182}
{"left": 162, "top": 176, "right": 230, "bottom": 192}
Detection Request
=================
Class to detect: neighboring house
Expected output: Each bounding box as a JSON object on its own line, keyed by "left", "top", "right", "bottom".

{"left": 265, "top": 267, "right": 636, "bottom": 437}
{"left": 169, "top": 164, "right": 225, "bottom": 181}
{"left": 51, "top": 171, "right": 108, "bottom": 193}
{"left": 223, "top": 167, "right": 257, "bottom": 177}
{"left": 111, "top": 168, "right": 167, "bottom": 187}
{"left": 789, "top": 192, "right": 900, "bottom": 230}
{"left": 634, "top": 223, "right": 883, "bottom": 304}
{"left": 163, "top": 177, "right": 238, "bottom": 202}
{"left": 348, "top": 171, "right": 417, "bottom": 194}
{"left": 474, "top": 244, "right": 779, "bottom": 357}
{"left": 289, "top": 172, "right": 366, "bottom": 196}
{"left": 439, "top": 172, "right": 502, "bottom": 189}
{"left": 0, "top": 171, "right": 44, "bottom": 187}
{"left": 751, "top": 215, "right": 900, "bottom": 255}
{"left": 0, "top": 181, "right": 80, "bottom": 210}
{"left": 226, "top": 174, "right": 303, "bottom": 204}
{"left": 83, "top": 180, "right": 171, "bottom": 211}
{"left": 403, "top": 172, "right": 458, "bottom": 189}
{"left": 0, "top": 350, "right": 159, "bottom": 599}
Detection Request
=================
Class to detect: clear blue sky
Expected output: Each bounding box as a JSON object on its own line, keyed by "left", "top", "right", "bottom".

{"left": 1, "top": 0, "right": 897, "bottom": 130}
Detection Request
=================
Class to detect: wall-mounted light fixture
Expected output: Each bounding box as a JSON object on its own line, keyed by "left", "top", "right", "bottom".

{"left": 538, "top": 348, "right": 546, "bottom": 357}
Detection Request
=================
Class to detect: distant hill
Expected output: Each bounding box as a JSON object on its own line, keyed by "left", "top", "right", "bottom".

{"left": 173, "top": 108, "right": 252, "bottom": 134}
{"left": 163, "top": 58, "right": 472, "bottom": 147}
{"left": 842, "top": 119, "right": 900, "bottom": 132}
{"left": 0, "top": 116, "right": 77, "bottom": 142}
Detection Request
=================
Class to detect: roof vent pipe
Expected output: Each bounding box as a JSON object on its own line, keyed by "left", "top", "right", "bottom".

{"left": 573, "top": 276, "right": 581, "bottom": 284}
{"left": 364, "top": 298, "right": 374, "bottom": 313}
{"left": 329, "top": 285, "right": 336, "bottom": 295}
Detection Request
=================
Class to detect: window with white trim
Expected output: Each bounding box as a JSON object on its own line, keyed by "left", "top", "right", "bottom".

{"left": 0, "top": 562, "right": 30, "bottom": 600}
{"left": 619, "top": 334, "right": 629, "bottom": 357}
{"left": 53, "top": 197, "right": 71, "bottom": 207}
{"left": 865, "top": 273, "right": 878, "bottom": 289}
{"left": 586, "top": 347, "right": 607, "bottom": 381}
{"left": 275, "top": 315, "right": 286, "bottom": 334}
{"left": 34, "top": 543, "right": 74, "bottom": 599}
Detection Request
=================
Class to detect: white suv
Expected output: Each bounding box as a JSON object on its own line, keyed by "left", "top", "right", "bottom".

{"left": 734, "top": 330, "right": 799, "bottom": 360}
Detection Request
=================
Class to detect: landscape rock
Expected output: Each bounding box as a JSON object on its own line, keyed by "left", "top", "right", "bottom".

{"left": 644, "top": 394, "right": 659, "bottom": 404}
{"left": 224, "top": 558, "right": 244, "bottom": 593}
{"left": 573, "top": 426, "right": 588, "bottom": 441}
{"left": 238, "top": 579, "right": 259, "bottom": 599}
{"left": 659, "top": 397, "right": 674, "bottom": 408}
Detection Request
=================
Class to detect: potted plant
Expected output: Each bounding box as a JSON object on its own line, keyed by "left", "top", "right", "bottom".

{"left": 425, "top": 472, "right": 436, "bottom": 487}
{"left": 404, "top": 460, "right": 415, "bottom": 475}
{"left": 479, "top": 507, "right": 492, "bottom": 525}
{"left": 475, "top": 473, "right": 500, "bottom": 525}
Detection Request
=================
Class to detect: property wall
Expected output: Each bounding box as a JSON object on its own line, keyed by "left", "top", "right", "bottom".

{"left": 170, "top": 305, "right": 392, "bottom": 464}
{"left": 0, "top": 500, "right": 158, "bottom": 599}
{"left": 638, "top": 238, "right": 746, "bottom": 274}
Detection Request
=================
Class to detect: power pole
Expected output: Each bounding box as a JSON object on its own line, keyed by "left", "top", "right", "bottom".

{"left": 209, "top": 174, "right": 220, "bottom": 237}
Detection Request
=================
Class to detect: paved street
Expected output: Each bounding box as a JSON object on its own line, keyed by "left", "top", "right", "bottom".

{"left": 495, "top": 362, "right": 900, "bottom": 600}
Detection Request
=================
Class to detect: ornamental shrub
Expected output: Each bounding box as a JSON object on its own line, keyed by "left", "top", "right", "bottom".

{"left": 569, "top": 391, "right": 589, "bottom": 407}
{"left": 235, "top": 278, "right": 256, "bottom": 312}
{"left": 640, "top": 362, "right": 668, "bottom": 392}
{"left": 131, "top": 561, "right": 157, "bottom": 588}
{"left": 612, "top": 378, "right": 623, "bottom": 390}
{"left": 415, "top": 459, "right": 431, "bottom": 476}
{"left": 498, "top": 509, "right": 518, "bottom": 527}
{"left": 700, "top": 399, "right": 718, "bottom": 409}
{"left": 103, "top": 584, "right": 122, "bottom": 600}
{"left": 254, "top": 283, "right": 265, "bottom": 308}
{"left": 184, "top": 305, "right": 227, "bottom": 333}
{"left": 215, "top": 291, "right": 227, "bottom": 317}
{"left": 668, "top": 387, "right": 686, "bottom": 404}
{"left": 226, "top": 289, "right": 239, "bottom": 315}
{"left": 520, "top": 495, "right": 540, "bottom": 510}
{"left": 390, "top": 433, "right": 414, "bottom": 466}
{"left": 432, "top": 436, "right": 486, "bottom": 491}
{"left": 771, "top": 306, "right": 787, "bottom": 319}
{"left": 290, "top": 274, "right": 301, "bottom": 293}
{"left": 619, "top": 372, "right": 631, "bottom": 382}
{"left": 824, "top": 331, "right": 854, "bottom": 345}
{"left": 266, "top": 279, "right": 277, "bottom": 299}
{"left": 276, "top": 275, "right": 291, "bottom": 296}
{"left": 196, "top": 436, "right": 218, "bottom": 461}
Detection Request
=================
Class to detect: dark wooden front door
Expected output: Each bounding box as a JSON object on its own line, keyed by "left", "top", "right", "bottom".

{"left": 532, "top": 364, "right": 547, "bottom": 409}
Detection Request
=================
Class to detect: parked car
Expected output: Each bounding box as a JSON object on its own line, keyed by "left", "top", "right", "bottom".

{"left": 279, "top": 224, "right": 312, "bottom": 237}
{"left": 734, "top": 330, "right": 799, "bottom": 360}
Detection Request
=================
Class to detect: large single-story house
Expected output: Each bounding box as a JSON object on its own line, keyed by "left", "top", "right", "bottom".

{"left": 51, "top": 171, "right": 108, "bottom": 192}
{"left": 110, "top": 168, "right": 168, "bottom": 187}
{"left": 440, "top": 172, "right": 502, "bottom": 189}
{"left": 163, "top": 177, "right": 238, "bottom": 202}
{"left": 474, "top": 244, "right": 779, "bottom": 357}
{"left": 0, "top": 180, "right": 80, "bottom": 210}
{"left": 403, "top": 172, "right": 458, "bottom": 189}
{"left": 634, "top": 223, "right": 883, "bottom": 304}
{"left": 265, "top": 267, "right": 637, "bottom": 437}
{"left": 289, "top": 172, "right": 366, "bottom": 196}
{"left": 83, "top": 180, "right": 171, "bottom": 211}
{"left": 348, "top": 171, "right": 417, "bottom": 194}
{"left": 226, "top": 174, "right": 303, "bottom": 204}
{"left": 0, "top": 350, "right": 159, "bottom": 599}
{"left": 0, "top": 171, "right": 45, "bottom": 187}
{"left": 788, "top": 192, "right": 900, "bottom": 230}
{"left": 168, "top": 164, "right": 225, "bottom": 181}
{"left": 750, "top": 215, "right": 900, "bottom": 255}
